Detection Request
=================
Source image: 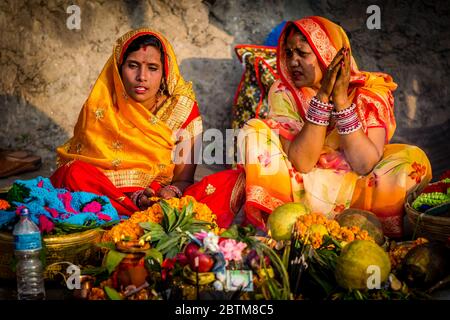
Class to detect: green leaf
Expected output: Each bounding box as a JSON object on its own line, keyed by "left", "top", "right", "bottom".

{"left": 139, "top": 222, "right": 166, "bottom": 242}
{"left": 139, "top": 221, "right": 165, "bottom": 233}
{"left": 96, "top": 242, "right": 117, "bottom": 251}
{"left": 165, "top": 246, "right": 180, "bottom": 259}
{"left": 168, "top": 208, "right": 181, "bottom": 232}
{"left": 160, "top": 200, "right": 176, "bottom": 231}
{"left": 178, "top": 202, "right": 195, "bottom": 229}
{"left": 104, "top": 286, "right": 123, "bottom": 300}
{"left": 144, "top": 248, "right": 163, "bottom": 264}
{"left": 105, "top": 250, "right": 126, "bottom": 274}
{"left": 156, "top": 234, "right": 181, "bottom": 254}
{"left": 7, "top": 183, "right": 30, "bottom": 203}
{"left": 220, "top": 224, "right": 240, "bottom": 239}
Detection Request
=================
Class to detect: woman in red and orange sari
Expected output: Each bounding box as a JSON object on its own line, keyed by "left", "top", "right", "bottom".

{"left": 51, "top": 29, "right": 203, "bottom": 216}
{"left": 240, "top": 17, "right": 431, "bottom": 238}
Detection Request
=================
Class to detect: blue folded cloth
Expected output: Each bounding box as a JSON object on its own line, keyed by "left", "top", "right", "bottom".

{"left": 0, "top": 176, "right": 119, "bottom": 230}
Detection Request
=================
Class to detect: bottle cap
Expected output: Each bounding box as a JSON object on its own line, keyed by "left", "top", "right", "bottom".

{"left": 20, "top": 208, "right": 30, "bottom": 216}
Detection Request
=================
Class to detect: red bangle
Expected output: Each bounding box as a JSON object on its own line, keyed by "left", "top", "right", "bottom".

{"left": 150, "top": 181, "right": 161, "bottom": 193}
{"left": 164, "top": 185, "right": 183, "bottom": 198}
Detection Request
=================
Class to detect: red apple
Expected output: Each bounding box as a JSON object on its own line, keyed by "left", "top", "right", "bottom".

{"left": 175, "top": 252, "right": 188, "bottom": 266}
{"left": 184, "top": 242, "right": 200, "bottom": 260}
{"left": 189, "top": 252, "right": 215, "bottom": 273}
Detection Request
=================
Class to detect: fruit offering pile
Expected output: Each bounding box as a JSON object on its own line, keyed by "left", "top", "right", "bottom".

{"left": 76, "top": 197, "right": 449, "bottom": 300}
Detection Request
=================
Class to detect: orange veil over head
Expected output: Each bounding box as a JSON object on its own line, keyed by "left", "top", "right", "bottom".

{"left": 276, "top": 16, "right": 398, "bottom": 142}
{"left": 57, "top": 29, "right": 202, "bottom": 188}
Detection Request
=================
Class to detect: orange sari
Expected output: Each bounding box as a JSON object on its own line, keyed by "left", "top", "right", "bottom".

{"left": 51, "top": 29, "right": 202, "bottom": 215}
{"left": 240, "top": 17, "right": 432, "bottom": 238}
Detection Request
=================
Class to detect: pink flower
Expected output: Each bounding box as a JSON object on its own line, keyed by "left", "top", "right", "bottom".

{"left": 218, "top": 239, "right": 247, "bottom": 262}
{"left": 97, "top": 213, "right": 112, "bottom": 221}
{"left": 257, "top": 151, "right": 271, "bottom": 167}
{"left": 39, "top": 215, "right": 54, "bottom": 233}
{"left": 194, "top": 230, "right": 209, "bottom": 241}
{"left": 82, "top": 201, "right": 102, "bottom": 213}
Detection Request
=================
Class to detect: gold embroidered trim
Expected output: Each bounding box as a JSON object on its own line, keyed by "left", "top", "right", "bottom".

{"left": 103, "top": 169, "right": 156, "bottom": 188}
{"left": 184, "top": 116, "right": 203, "bottom": 139}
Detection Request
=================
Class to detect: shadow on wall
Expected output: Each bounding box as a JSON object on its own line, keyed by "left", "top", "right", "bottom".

{"left": 0, "top": 94, "right": 69, "bottom": 176}
{"left": 179, "top": 57, "right": 242, "bottom": 133}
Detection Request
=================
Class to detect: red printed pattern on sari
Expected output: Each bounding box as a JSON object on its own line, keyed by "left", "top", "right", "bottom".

{"left": 408, "top": 162, "right": 427, "bottom": 184}
{"left": 297, "top": 18, "right": 337, "bottom": 66}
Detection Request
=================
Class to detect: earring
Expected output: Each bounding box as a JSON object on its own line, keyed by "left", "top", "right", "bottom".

{"left": 159, "top": 81, "right": 166, "bottom": 95}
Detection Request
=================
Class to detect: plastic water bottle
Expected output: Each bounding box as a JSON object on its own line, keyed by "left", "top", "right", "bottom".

{"left": 13, "top": 208, "right": 46, "bottom": 300}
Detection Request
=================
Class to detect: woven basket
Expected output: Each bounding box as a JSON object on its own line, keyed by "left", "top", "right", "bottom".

{"left": 0, "top": 228, "right": 104, "bottom": 281}
{"left": 405, "top": 191, "right": 450, "bottom": 242}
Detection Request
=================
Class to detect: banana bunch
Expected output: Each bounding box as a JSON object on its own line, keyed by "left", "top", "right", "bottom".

{"left": 182, "top": 265, "right": 215, "bottom": 285}
{"left": 412, "top": 191, "right": 450, "bottom": 211}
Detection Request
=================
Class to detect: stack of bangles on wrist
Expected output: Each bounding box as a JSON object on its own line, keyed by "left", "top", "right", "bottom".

{"left": 163, "top": 185, "right": 183, "bottom": 198}
{"left": 130, "top": 189, "right": 145, "bottom": 207}
{"left": 306, "top": 96, "right": 334, "bottom": 126}
{"left": 331, "top": 103, "right": 362, "bottom": 135}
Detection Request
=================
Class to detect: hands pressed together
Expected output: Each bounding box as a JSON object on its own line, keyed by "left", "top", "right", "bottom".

{"left": 316, "top": 46, "right": 351, "bottom": 109}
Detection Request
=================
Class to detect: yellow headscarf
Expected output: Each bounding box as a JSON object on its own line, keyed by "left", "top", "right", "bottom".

{"left": 57, "top": 29, "right": 201, "bottom": 188}
{"left": 276, "top": 16, "right": 398, "bottom": 142}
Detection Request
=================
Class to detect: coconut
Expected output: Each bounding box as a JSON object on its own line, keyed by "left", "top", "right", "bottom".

{"left": 267, "top": 202, "right": 310, "bottom": 240}
{"left": 335, "top": 240, "right": 391, "bottom": 290}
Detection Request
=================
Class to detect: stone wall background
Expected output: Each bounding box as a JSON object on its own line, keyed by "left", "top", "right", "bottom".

{"left": 0, "top": 0, "right": 449, "bottom": 178}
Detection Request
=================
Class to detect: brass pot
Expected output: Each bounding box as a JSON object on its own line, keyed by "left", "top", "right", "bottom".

{"left": 0, "top": 229, "right": 104, "bottom": 280}
{"left": 113, "top": 240, "right": 150, "bottom": 289}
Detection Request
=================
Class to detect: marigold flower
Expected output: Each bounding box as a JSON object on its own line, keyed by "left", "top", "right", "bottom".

{"left": 0, "top": 199, "right": 10, "bottom": 211}
{"left": 103, "top": 196, "right": 217, "bottom": 242}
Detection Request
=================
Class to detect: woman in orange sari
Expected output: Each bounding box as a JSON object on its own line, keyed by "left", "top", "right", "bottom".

{"left": 51, "top": 29, "right": 203, "bottom": 216}
{"left": 240, "top": 16, "right": 431, "bottom": 238}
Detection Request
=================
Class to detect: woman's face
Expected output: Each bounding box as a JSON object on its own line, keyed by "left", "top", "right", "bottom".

{"left": 121, "top": 46, "right": 163, "bottom": 109}
{"left": 285, "top": 32, "right": 323, "bottom": 90}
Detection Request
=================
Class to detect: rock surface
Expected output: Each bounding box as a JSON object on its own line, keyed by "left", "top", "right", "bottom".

{"left": 0, "top": 0, "right": 449, "bottom": 177}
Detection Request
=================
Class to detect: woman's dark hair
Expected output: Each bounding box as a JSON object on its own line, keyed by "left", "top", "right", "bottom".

{"left": 120, "top": 35, "right": 166, "bottom": 90}
{"left": 283, "top": 24, "right": 307, "bottom": 44}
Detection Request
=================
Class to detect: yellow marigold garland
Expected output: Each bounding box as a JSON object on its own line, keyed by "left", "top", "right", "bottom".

{"left": 103, "top": 196, "right": 217, "bottom": 242}
{"left": 294, "top": 212, "right": 374, "bottom": 249}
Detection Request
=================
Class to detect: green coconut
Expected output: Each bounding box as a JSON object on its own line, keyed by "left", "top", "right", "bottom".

{"left": 335, "top": 209, "right": 385, "bottom": 245}
{"left": 335, "top": 240, "right": 391, "bottom": 290}
{"left": 267, "top": 202, "right": 310, "bottom": 240}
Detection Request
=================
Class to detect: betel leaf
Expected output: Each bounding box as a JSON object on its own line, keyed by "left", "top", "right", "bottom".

{"left": 105, "top": 250, "right": 126, "bottom": 274}
{"left": 104, "top": 286, "right": 123, "bottom": 300}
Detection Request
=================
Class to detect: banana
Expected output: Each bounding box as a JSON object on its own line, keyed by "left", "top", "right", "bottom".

{"left": 182, "top": 265, "right": 215, "bottom": 285}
